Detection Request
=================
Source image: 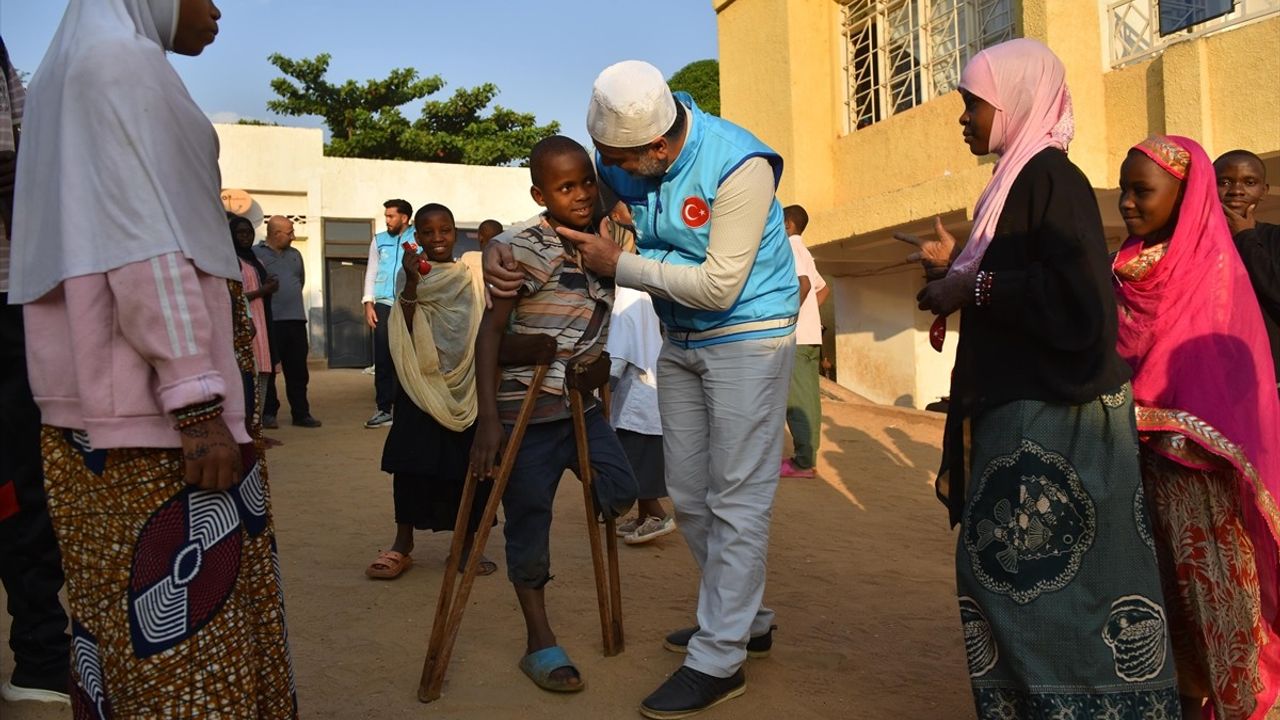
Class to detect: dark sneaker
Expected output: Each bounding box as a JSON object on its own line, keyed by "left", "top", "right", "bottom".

{"left": 640, "top": 666, "right": 745, "bottom": 719}
{"left": 364, "top": 411, "right": 393, "bottom": 428}
{"left": 262, "top": 414, "right": 279, "bottom": 429}
{"left": 292, "top": 416, "right": 322, "bottom": 428}
{"left": 663, "top": 625, "right": 775, "bottom": 658}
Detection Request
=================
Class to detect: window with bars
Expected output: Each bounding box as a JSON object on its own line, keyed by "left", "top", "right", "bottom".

{"left": 842, "top": 0, "right": 1014, "bottom": 131}
{"left": 1109, "top": 0, "right": 1280, "bottom": 66}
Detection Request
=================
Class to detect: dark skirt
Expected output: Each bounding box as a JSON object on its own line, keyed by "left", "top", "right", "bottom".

{"left": 381, "top": 387, "right": 489, "bottom": 532}
{"left": 616, "top": 428, "right": 665, "bottom": 500}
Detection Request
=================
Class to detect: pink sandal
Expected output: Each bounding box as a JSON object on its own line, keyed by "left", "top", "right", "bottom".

{"left": 365, "top": 550, "right": 412, "bottom": 579}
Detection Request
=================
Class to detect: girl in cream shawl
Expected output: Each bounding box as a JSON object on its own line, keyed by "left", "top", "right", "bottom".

{"left": 366, "top": 204, "right": 494, "bottom": 579}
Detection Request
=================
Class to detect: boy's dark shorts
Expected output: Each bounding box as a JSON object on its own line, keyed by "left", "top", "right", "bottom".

{"left": 501, "top": 407, "right": 637, "bottom": 588}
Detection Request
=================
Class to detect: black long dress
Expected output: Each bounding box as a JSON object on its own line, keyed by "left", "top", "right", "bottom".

{"left": 380, "top": 383, "right": 489, "bottom": 533}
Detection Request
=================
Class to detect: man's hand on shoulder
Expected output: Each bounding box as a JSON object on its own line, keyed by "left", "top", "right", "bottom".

{"left": 482, "top": 242, "right": 524, "bottom": 305}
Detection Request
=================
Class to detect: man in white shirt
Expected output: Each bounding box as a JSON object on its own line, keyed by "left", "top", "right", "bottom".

{"left": 361, "top": 199, "right": 413, "bottom": 428}
{"left": 782, "top": 205, "right": 828, "bottom": 478}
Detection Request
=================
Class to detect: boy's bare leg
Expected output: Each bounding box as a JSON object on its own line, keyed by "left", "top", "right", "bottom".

{"left": 514, "top": 585, "right": 581, "bottom": 687}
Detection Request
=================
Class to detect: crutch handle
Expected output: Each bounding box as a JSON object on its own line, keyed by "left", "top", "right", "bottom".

{"left": 499, "top": 332, "right": 558, "bottom": 366}
{"left": 567, "top": 353, "right": 611, "bottom": 394}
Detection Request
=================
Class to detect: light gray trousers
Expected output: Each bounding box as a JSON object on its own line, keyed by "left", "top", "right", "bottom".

{"left": 657, "top": 333, "right": 795, "bottom": 678}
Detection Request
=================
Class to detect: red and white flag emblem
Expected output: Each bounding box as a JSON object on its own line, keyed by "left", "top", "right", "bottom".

{"left": 681, "top": 196, "right": 710, "bottom": 228}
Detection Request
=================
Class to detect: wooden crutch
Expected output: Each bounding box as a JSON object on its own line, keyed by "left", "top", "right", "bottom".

{"left": 419, "top": 363, "right": 549, "bottom": 703}
{"left": 566, "top": 355, "right": 625, "bottom": 656}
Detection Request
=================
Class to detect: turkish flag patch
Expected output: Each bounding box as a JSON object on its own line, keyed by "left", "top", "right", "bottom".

{"left": 681, "top": 196, "right": 710, "bottom": 228}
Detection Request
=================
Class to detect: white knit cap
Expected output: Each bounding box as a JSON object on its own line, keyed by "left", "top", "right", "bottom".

{"left": 586, "top": 60, "right": 677, "bottom": 149}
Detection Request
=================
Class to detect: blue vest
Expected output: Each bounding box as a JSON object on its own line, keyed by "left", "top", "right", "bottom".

{"left": 372, "top": 228, "right": 411, "bottom": 304}
{"left": 598, "top": 94, "right": 797, "bottom": 349}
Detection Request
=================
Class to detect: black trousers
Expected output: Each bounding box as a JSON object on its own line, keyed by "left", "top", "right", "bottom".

{"left": 0, "top": 298, "right": 70, "bottom": 686}
{"left": 373, "top": 303, "right": 396, "bottom": 413}
{"left": 264, "top": 319, "right": 311, "bottom": 421}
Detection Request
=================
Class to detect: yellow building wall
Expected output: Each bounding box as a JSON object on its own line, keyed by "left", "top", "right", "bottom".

{"left": 715, "top": 0, "right": 1279, "bottom": 408}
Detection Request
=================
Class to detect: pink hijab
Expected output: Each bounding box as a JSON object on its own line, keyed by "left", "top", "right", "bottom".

{"left": 949, "top": 39, "right": 1075, "bottom": 275}
{"left": 1113, "top": 135, "right": 1280, "bottom": 663}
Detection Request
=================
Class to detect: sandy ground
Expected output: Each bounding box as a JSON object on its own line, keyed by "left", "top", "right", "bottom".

{"left": 2, "top": 367, "right": 974, "bottom": 719}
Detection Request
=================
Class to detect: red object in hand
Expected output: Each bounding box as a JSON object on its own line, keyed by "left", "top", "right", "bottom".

{"left": 418, "top": 259, "right": 432, "bottom": 275}
{"left": 401, "top": 241, "right": 417, "bottom": 252}
{"left": 929, "top": 315, "right": 947, "bottom": 353}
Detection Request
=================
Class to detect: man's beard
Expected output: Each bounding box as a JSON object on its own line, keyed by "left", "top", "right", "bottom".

{"left": 633, "top": 152, "right": 667, "bottom": 179}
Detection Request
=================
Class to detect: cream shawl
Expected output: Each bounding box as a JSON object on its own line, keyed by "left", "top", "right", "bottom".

{"left": 389, "top": 261, "right": 484, "bottom": 431}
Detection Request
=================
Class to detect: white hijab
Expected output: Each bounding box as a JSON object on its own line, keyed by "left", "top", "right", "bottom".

{"left": 8, "top": 0, "right": 240, "bottom": 304}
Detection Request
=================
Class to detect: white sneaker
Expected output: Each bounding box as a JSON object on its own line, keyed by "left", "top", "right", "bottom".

{"left": 625, "top": 515, "right": 677, "bottom": 545}
{"left": 1, "top": 680, "right": 70, "bottom": 705}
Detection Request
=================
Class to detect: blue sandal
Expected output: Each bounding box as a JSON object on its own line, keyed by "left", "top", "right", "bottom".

{"left": 519, "top": 645, "right": 585, "bottom": 693}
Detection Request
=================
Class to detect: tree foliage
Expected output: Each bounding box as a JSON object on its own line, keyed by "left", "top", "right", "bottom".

{"left": 264, "top": 53, "right": 559, "bottom": 165}
{"left": 668, "top": 59, "right": 720, "bottom": 117}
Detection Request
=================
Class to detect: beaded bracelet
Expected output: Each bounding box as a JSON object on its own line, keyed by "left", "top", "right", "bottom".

{"left": 398, "top": 291, "right": 418, "bottom": 304}
{"left": 173, "top": 399, "right": 224, "bottom": 430}
{"left": 974, "top": 271, "right": 995, "bottom": 307}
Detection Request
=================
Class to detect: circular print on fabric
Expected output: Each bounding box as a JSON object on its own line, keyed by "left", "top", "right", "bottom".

{"left": 964, "top": 439, "right": 1097, "bottom": 605}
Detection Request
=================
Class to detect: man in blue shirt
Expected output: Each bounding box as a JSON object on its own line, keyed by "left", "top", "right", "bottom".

{"left": 361, "top": 199, "right": 412, "bottom": 428}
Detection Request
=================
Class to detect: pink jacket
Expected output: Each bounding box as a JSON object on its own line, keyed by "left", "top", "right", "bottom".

{"left": 23, "top": 252, "right": 251, "bottom": 449}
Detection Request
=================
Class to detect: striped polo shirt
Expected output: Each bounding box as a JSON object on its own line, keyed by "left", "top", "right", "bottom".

{"left": 497, "top": 215, "right": 617, "bottom": 424}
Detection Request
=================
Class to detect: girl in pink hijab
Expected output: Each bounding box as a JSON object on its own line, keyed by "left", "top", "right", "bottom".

{"left": 906, "top": 39, "right": 1180, "bottom": 717}
{"left": 1114, "top": 135, "right": 1280, "bottom": 720}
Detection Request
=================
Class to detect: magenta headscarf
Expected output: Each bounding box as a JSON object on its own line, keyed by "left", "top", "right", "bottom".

{"left": 949, "top": 38, "right": 1075, "bottom": 276}
{"left": 1113, "top": 135, "right": 1280, "bottom": 648}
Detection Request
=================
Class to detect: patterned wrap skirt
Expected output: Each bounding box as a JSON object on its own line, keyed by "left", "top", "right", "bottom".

{"left": 1138, "top": 406, "right": 1280, "bottom": 720}
{"left": 39, "top": 281, "right": 298, "bottom": 719}
{"left": 956, "top": 384, "right": 1180, "bottom": 718}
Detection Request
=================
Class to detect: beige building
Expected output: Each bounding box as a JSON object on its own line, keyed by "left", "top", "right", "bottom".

{"left": 214, "top": 123, "right": 539, "bottom": 366}
{"left": 715, "top": 0, "right": 1280, "bottom": 408}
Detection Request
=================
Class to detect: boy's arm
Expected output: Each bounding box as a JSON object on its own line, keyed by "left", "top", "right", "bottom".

{"left": 469, "top": 296, "right": 517, "bottom": 481}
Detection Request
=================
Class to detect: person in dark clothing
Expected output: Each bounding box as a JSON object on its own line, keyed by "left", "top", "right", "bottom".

{"left": 1215, "top": 149, "right": 1280, "bottom": 386}
{"left": 0, "top": 35, "right": 71, "bottom": 707}
{"left": 254, "top": 215, "right": 321, "bottom": 428}
{"left": 899, "top": 38, "right": 1178, "bottom": 717}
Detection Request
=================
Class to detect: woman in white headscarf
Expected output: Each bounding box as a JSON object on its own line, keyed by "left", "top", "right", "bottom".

{"left": 9, "top": 2, "right": 297, "bottom": 716}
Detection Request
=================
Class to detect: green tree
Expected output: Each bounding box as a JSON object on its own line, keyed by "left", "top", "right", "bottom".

{"left": 668, "top": 59, "right": 720, "bottom": 117}
{"left": 264, "top": 53, "right": 558, "bottom": 165}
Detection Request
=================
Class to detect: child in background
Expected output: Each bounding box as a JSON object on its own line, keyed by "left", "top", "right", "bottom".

{"left": 471, "top": 135, "right": 636, "bottom": 693}
{"left": 229, "top": 215, "right": 277, "bottom": 438}
{"left": 1214, "top": 149, "right": 1280, "bottom": 387}
{"left": 605, "top": 199, "right": 674, "bottom": 545}
{"left": 460, "top": 218, "right": 505, "bottom": 281}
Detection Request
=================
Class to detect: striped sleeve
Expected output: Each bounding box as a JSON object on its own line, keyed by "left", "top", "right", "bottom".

{"left": 106, "top": 252, "right": 226, "bottom": 413}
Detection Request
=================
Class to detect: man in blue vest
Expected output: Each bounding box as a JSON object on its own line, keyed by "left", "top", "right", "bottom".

{"left": 361, "top": 199, "right": 413, "bottom": 428}
{"left": 485, "top": 60, "right": 797, "bottom": 718}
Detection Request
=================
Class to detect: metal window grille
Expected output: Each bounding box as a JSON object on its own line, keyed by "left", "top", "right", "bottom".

{"left": 843, "top": 0, "right": 1014, "bottom": 131}
{"left": 1108, "top": 0, "right": 1280, "bottom": 67}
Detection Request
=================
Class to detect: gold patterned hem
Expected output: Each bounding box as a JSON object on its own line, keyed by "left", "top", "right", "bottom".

{"left": 1136, "top": 405, "right": 1280, "bottom": 578}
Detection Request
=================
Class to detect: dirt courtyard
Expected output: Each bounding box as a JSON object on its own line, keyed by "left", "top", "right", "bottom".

{"left": 2, "top": 367, "right": 974, "bottom": 720}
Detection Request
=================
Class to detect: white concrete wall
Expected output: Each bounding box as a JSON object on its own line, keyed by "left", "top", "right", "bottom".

{"left": 320, "top": 157, "right": 538, "bottom": 227}
{"left": 214, "top": 123, "right": 541, "bottom": 359}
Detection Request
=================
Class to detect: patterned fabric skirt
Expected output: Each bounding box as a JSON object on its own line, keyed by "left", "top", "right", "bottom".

{"left": 1141, "top": 448, "right": 1280, "bottom": 719}
{"left": 957, "top": 385, "right": 1180, "bottom": 718}
{"left": 41, "top": 428, "right": 297, "bottom": 719}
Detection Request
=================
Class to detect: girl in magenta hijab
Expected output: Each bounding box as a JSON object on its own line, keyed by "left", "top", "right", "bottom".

{"left": 907, "top": 38, "right": 1179, "bottom": 718}
{"left": 1114, "top": 135, "right": 1280, "bottom": 720}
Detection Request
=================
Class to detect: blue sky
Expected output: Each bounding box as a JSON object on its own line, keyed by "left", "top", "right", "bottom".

{"left": 0, "top": 1, "right": 720, "bottom": 147}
